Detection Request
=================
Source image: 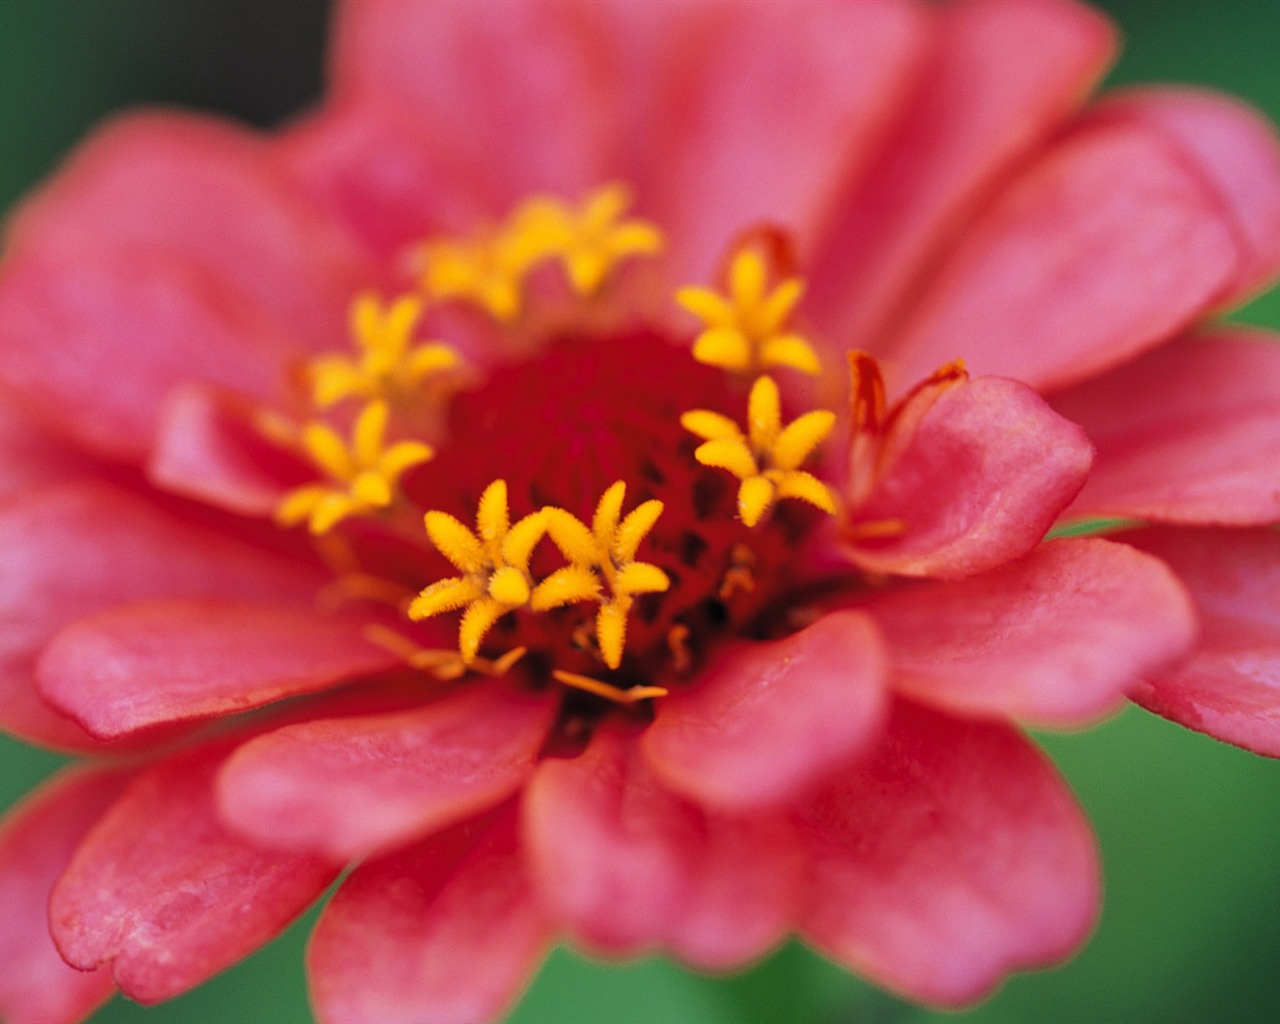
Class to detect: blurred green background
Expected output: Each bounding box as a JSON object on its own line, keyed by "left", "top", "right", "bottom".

{"left": 1, "top": 1, "right": 1278, "bottom": 1022}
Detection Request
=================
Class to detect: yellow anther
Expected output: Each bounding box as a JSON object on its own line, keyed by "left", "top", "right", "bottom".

{"left": 677, "top": 246, "right": 822, "bottom": 376}
{"left": 542, "top": 481, "right": 670, "bottom": 670}
{"left": 684, "top": 375, "right": 837, "bottom": 528}
{"left": 309, "top": 292, "right": 462, "bottom": 409}
{"left": 276, "top": 400, "right": 433, "bottom": 535}
{"left": 417, "top": 183, "right": 660, "bottom": 321}
{"left": 420, "top": 228, "right": 543, "bottom": 322}
{"left": 514, "top": 183, "right": 663, "bottom": 296}
{"left": 409, "top": 480, "right": 548, "bottom": 663}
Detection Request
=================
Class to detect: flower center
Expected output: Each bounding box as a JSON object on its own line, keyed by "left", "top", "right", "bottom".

{"left": 269, "top": 184, "right": 853, "bottom": 705}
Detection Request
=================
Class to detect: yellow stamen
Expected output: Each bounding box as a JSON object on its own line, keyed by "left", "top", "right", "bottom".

{"left": 515, "top": 183, "right": 664, "bottom": 296}
{"left": 552, "top": 669, "right": 668, "bottom": 705}
{"left": 684, "top": 375, "right": 837, "bottom": 528}
{"left": 276, "top": 400, "right": 433, "bottom": 535}
{"left": 677, "top": 246, "right": 822, "bottom": 376}
{"left": 410, "top": 480, "right": 548, "bottom": 663}
{"left": 542, "top": 481, "right": 670, "bottom": 670}
{"left": 418, "top": 184, "right": 663, "bottom": 321}
{"left": 309, "top": 292, "right": 462, "bottom": 408}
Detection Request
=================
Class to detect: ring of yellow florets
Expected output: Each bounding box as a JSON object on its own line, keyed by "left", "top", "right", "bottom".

{"left": 269, "top": 185, "right": 843, "bottom": 702}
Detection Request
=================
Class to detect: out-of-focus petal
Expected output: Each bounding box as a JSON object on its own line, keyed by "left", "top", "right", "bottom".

{"left": 1053, "top": 330, "right": 1280, "bottom": 525}
{"left": 1128, "top": 528, "right": 1280, "bottom": 757}
{"left": 49, "top": 741, "right": 336, "bottom": 1004}
{"left": 641, "top": 610, "right": 887, "bottom": 809}
{"left": 0, "top": 767, "right": 131, "bottom": 1024}
{"left": 37, "top": 599, "right": 398, "bottom": 739}
{"left": 277, "top": 95, "right": 496, "bottom": 264}
{"left": 525, "top": 722, "right": 802, "bottom": 970}
{"left": 148, "top": 383, "right": 311, "bottom": 517}
{"left": 0, "top": 113, "right": 369, "bottom": 459}
{"left": 866, "top": 538, "right": 1195, "bottom": 726}
{"left": 634, "top": 0, "right": 928, "bottom": 285}
{"left": 810, "top": 0, "right": 1115, "bottom": 348}
{"left": 0, "top": 390, "right": 91, "bottom": 501}
{"left": 0, "top": 482, "right": 320, "bottom": 751}
{"left": 843, "top": 377, "right": 1092, "bottom": 579}
{"left": 331, "top": 0, "right": 617, "bottom": 211}
{"left": 1094, "top": 87, "right": 1280, "bottom": 307}
{"left": 882, "top": 120, "right": 1241, "bottom": 392}
{"left": 797, "top": 701, "right": 1098, "bottom": 1006}
{"left": 217, "top": 684, "right": 556, "bottom": 862}
{"left": 308, "top": 804, "right": 550, "bottom": 1024}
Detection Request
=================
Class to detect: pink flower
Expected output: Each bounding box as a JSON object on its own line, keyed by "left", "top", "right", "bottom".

{"left": 0, "top": 2, "right": 1277, "bottom": 1023}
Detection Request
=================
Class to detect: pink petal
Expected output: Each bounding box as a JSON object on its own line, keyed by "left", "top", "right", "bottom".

{"left": 0, "top": 767, "right": 131, "bottom": 1024}
{"left": 809, "top": 0, "right": 1115, "bottom": 347}
{"left": 277, "top": 95, "right": 494, "bottom": 264}
{"left": 217, "top": 684, "right": 555, "bottom": 862}
{"left": 49, "top": 741, "right": 336, "bottom": 1004}
{"left": 1127, "top": 528, "right": 1280, "bottom": 757}
{"left": 634, "top": 0, "right": 928, "bottom": 284}
{"left": 0, "top": 113, "right": 367, "bottom": 459}
{"left": 797, "top": 701, "right": 1098, "bottom": 1006}
{"left": 866, "top": 538, "right": 1195, "bottom": 726}
{"left": 0, "top": 482, "right": 320, "bottom": 751}
{"left": 331, "top": 0, "right": 617, "bottom": 212}
{"left": 844, "top": 376, "right": 1092, "bottom": 579}
{"left": 641, "top": 610, "right": 888, "bottom": 810}
{"left": 882, "top": 119, "right": 1242, "bottom": 392}
{"left": 148, "top": 383, "right": 310, "bottom": 517}
{"left": 0, "top": 391, "right": 91, "bottom": 501}
{"left": 37, "top": 598, "right": 398, "bottom": 739}
{"left": 525, "top": 722, "right": 802, "bottom": 970}
{"left": 1095, "top": 88, "right": 1280, "bottom": 308}
{"left": 309, "top": 804, "right": 550, "bottom": 1024}
{"left": 1053, "top": 330, "right": 1280, "bottom": 525}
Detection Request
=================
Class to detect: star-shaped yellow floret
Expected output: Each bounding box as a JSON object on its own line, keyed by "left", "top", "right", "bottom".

{"left": 515, "top": 183, "right": 664, "bottom": 296}
{"left": 408, "top": 480, "right": 552, "bottom": 664}
{"left": 682, "top": 376, "right": 837, "bottom": 528}
{"left": 540, "top": 481, "right": 670, "bottom": 670}
{"left": 420, "top": 227, "right": 548, "bottom": 323}
{"left": 676, "top": 246, "right": 822, "bottom": 376}
{"left": 276, "top": 401, "right": 433, "bottom": 535}
{"left": 308, "top": 292, "right": 461, "bottom": 409}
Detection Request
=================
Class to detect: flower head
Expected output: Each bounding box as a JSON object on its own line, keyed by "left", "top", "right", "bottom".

{"left": 1, "top": 3, "right": 1280, "bottom": 1024}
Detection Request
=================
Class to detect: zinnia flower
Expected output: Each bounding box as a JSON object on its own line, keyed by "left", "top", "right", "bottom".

{"left": 0, "top": 2, "right": 1277, "bottom": 1023}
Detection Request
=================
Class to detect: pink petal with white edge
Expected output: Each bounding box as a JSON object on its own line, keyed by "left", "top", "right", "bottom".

{"left": 0, "top": 482, "right": 320, "bottom": 751}
{"left": 50, "top": 741, "right": 336, "bottom": 1004}
{"left": 641, "top": 610, "right": 888, "bottom": 810}
{"left": 1094, "top": 88, "right": 1280, "bottom": 308}
{"left": 636, "top": 0, "right": 927, "bottom": 285}
{"left": 844, "top": 376, "right": 1092, "bottom": 580}
{"left": 809, "top": 0, "right": 1115, "bottom": 347}
{"left": 148, "top": 383, "right": 311, "bottom": 517}
{"left": 866, "top": 538, "right": 1195, "bottom": 726}
{"left": 1127, "top": 528, "right": 1280, "bottom": 757}
{"left": 332, "top": 0, "right": 617, "bottom": 211}
{"left": 0, "top": 767, "right": 132, "bottom": 1024}
{"left": 0, "top": 113, "right": 368, "bottom": 460}
{"left": 218, "top": 684, "right": 555, "bottom": 862}
{"left": 1053, "top": 330, "right": 1280, "bottom": 525}
{"left": 526, "top": 722, "right": 802, "bottom": 970}
{"left": 37, "top": 598, "right": 398, "bottom": 739}
{"left": 797, "top": 701, "right": 1098, "bottom": 1006}
{"left": 309, "top": 804, "right": 550, "bottom": 1024}
{"left": 882, "top": 119, "right": 1241, "bottom": 393}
